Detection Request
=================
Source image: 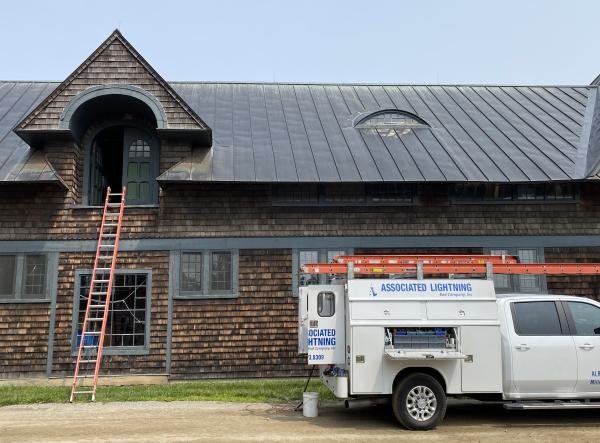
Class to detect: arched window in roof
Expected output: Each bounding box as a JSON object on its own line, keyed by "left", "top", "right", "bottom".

{"left": 353, "top": 109, "right": 428, "bottom": 129}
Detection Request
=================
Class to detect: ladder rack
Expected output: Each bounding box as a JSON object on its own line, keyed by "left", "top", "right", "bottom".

{"left": 70, "top": 187, "right": 126, "bottom": 402}
{"left": 301, "top": 254, "right": 600, "bottom": 276}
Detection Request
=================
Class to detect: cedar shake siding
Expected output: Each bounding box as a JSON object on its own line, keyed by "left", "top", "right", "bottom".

{"left": 170, "top": 249, "right": 305, "bottom": 379}
{"left": 0, "top": 304, "right": 50, "bottom": 377}
{"left": 1, "top": 183, "right": 600, "bottom": 241}
{"left": 1, "top": 30, "right": 600, "bottom": 380}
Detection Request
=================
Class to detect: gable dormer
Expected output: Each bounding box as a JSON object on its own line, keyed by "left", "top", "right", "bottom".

{"left": 13, "top": 30, "right": 211, "bottom": 205}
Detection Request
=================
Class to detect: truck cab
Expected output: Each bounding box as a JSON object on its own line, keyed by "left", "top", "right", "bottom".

{"left": 498, "top": 294, "right": 600, "bottom": 399}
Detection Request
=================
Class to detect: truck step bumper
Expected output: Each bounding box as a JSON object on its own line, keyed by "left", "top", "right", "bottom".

{"left": 504, "top": 401, "right": 600, "bottom": 410}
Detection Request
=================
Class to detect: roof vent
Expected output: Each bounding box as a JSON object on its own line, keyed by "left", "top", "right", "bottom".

{"left": 353, "top": 109, "right": 428, "bottom": 129}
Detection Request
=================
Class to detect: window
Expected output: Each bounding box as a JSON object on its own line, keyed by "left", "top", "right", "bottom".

{"left": 354, "top": 110, "right": 428, "bottom": 129}
{"left": 177, "top": 250, "right": 239, "bottom": 298}
{"left": 0, "top": 254, "right": 50, "bottom": 301}
{"left": 211, "top": 251, "right": 232, "bottom": 291}
{"left": 317, "top": 292, "right": 335, "bottom": 317}
{"left": 566, "top": 302, "right": 600, "bottom": 336}
{"left": 512, "top": 301, "right": 563, "bottom": 336}
{"left": 181, "top": 252, "right": 203, "bottom": 292}
{"left": 73, "top": 271, "right": 150, "bottom": 353}
{"left": 272, "top": 184, "right": 416, "bottom": 206}
{"left": 293, "top": 248, "right": 353, "bottom": 296}
{"left": 0, "top": 256, "right": 16, "bottom": 299}
{"left": 451, "top": 183, "right": 576, "bottom": 203}
{"left": 487, "top": 248, "right": 545, "bottom": 293}
{"left": 22, "top": 255, "right": 47, "bottom": 298}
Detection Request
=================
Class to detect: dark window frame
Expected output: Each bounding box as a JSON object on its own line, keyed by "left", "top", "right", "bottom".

{"left": 71, "top": 269, "right": 152, "bottom": 356}
{"left": 271, "top": 184, "right": 419, "bottom": 207}
{"left": 175, "top": 250, "right": 239, "bottom": 299}
{"left": 450, "top": 183, "right": 579, "bottom": 204}
{"left": 485, "top": 247, "right": 547, "bottom": 294}
{"left": 317, "top": 291, "right": 336, "bottom": 317}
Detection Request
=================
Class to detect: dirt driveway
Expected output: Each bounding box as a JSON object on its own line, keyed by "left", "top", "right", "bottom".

{"left": 1, "top": 399, "right": 599, "bottom": 442}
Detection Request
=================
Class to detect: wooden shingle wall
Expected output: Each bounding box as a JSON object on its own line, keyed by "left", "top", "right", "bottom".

{"left": 1, "top": 183, "right": 600, "bottom": 241}
{"left": 20, "top": 39, "right": 199, "bottom": 130}
{"left": 0, "top": 304, "right": 50, "bottom": 377}
{"left": 50, "top": 251, "right": 169, "bottom": 376}
{"left": 170, "top": 249, "right": 307, "bottom": 379}
{"left": 546, "top": 247, "right": 600, "bottom": 302}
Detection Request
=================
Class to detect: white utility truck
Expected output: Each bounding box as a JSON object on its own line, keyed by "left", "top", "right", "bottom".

{"left": 298, "top": 255, "right": 600, "bottom": 430}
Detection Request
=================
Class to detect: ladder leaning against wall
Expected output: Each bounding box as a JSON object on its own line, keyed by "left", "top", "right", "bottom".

{"left": 70, "top": 187, "right": 126, "bottom": 402}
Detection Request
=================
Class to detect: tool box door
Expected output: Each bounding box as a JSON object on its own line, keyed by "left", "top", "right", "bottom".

{"left": 307, "top": 285, "right": 345, "bottom": 364}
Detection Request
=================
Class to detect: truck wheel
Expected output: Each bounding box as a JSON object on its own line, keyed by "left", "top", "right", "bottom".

{"left": 392, "top": 373, "right": 447, "bottom": 430}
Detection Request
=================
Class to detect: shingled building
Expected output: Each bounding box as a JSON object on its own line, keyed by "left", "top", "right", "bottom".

{"left": 1, "top": 31, "right": 599, "bottom": 380}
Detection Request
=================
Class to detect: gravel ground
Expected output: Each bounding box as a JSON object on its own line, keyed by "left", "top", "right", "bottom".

{"left": 1, "top": 399, "right": 600, "bottom": 442}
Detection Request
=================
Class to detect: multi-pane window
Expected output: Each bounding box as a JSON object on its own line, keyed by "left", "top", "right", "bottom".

{"left": 272, "top": 184, "right": 416, "bottom": 206}
{"left": 22, "top": 255, "right": 47, "bottom": 298}
{"left": 294, "top": 248, "right": 352, "bottom": 296}
{"left": 178, "top": 250, "right": 238, "bottom": 297}
{"left": 128, "top": 139, "right": 151, "bottom": 159}
{"left": 181, "top": 252, "right": 203, "bottom": 292}
{"left": 211, "top": 251, "right": 232, "bottom": 291}
{"left": 0, "top": 254, "right": 49, "bottom": 301}
{"left": 354, "top": 111, "right": 428, "bottom": 129}
{"left": 452, "top": 183, "right": 576, "bottom": 202}
{"left": 488, "top": 248, "right": 545, "bottom": 293}
{"left": 75, "top": 272, "right": 149, "bottom": 350}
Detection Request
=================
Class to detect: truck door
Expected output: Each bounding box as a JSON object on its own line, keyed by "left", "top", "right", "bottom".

{"left": 563, "top": 301, "right": 600, "bottom": 393}
{"left": 306, "top": 285, "right": 345, "bottom": 365}
{"left": 507, "top": 300, "right": 577, "bottom": 394}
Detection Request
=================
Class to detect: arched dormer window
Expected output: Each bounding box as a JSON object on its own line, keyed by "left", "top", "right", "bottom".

{"left": 353, "top": 109, "right": 428, "bottom": 129}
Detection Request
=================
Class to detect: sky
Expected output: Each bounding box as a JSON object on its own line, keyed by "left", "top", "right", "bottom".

{"left": 0, "top": 0, "right": 599, "bottom": 85}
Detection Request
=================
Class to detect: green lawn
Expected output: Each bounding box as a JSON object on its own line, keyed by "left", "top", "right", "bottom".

{"left": 0, "top": 379, "right": 336, "bottom": 407}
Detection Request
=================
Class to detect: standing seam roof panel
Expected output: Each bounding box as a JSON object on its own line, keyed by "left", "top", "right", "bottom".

{"left": 248, "top": 84, "right": 277, "bottom": 181}
{"left": 515, "top": 87, "right": 582, "bottom": 136}
{"left": 211, "top": 84, "right": 235, "bottom": 181}
{"left": 444, "top": 86, "right": 554, "bottom": 180}
{"left": 232, "top": 84, "right": 256, "bottom": 181}
{"left": 458, "top": 87, "right": 571, "bottom": 180}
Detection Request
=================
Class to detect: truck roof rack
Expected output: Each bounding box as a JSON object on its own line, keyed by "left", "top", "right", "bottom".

{"left": 301, "top": 254, "right": 600, "bottom": 278}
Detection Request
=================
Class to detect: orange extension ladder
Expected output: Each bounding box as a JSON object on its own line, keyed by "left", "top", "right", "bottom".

{"left": 301, "top": 254, "right": 600, "bottom": 277}
{"left": 70, "top": 187, "right": 126, "bottom": 402}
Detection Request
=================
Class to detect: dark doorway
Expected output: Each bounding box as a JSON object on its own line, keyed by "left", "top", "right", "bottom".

{"left": 87, "top": 126, "right": 158, "bottom": 206}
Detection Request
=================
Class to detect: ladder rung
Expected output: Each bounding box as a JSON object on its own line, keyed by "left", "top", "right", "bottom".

{"left": 80, "top": 359, "right": 97, "bottom": 363}
{"left": 107, "top": 203, "right": 121, "bottom": 207}
{"left": 100, "top": 245, "right": 114, "bottom": 249}
{"left": 87, "top": 318, "right": 104, "bottom": 321}
{"left": 96, "top": 268, "right": 111, "bottom": 272}
{"left": 102, "top": 233, "right": 117, "bottom": 236}
{"left": 98, "top": 256, "right": 113, "bottom": 260}
{"left": 109, "top": 193, "right": 123, "bottom": 196}
{"left": 90, "top": 292, "right": 107, "bottom": 295}
{"left": 75, "top": 375, "right": 93, "bottom": 378}
{"left": 75, "top": 390, "right": 94, "bottom": 394}
{"left": 89, "top": 305, "right": 105, "bottom": 309}
{"left": 94, "top": 280, "right": 110, "bottom": 283}
{"left": 85, "top": 331, "right": 102, "bottom": 335}
{"left": 104, "top": 223, "right": 118, "bottom": 227}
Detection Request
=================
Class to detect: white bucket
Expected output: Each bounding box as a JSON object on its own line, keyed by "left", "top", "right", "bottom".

{"left": 303, "top": 391, "right": 320, "bottom": 417}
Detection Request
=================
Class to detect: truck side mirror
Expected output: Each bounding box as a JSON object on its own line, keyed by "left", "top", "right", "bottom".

{"left": 594, "top": 327, "right": 600, "bottom": 335}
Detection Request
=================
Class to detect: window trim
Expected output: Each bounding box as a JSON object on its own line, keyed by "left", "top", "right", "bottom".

{"left": 0, "top": 253, "right": 53, "bottom": 303}
{"left": 510, "top": 301, "right": 569, "bottom": 337}
{"left": 292, "top": 248, "right": 353, "bottom": 296}
{"left": 174, "top": 250, "right": 239, "bottom": 299}
{"left": 71, "top": 269, "right": 152, "bottom": 356}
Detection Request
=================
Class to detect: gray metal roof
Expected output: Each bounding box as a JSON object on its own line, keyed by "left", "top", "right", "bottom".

{"left": 1, "top": 80, "right": 598, "bottom": 184}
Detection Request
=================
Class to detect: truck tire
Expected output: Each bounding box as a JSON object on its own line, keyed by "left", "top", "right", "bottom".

{"left": 392, "top": 373, "right": 447, "bottom": 430}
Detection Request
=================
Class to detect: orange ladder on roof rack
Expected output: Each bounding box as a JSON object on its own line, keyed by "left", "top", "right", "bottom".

{"left": 301, "top": 254, "right": 600, "bottom": 276}
{"left": 70, "top": 187, "right": 126, "bottom": 402}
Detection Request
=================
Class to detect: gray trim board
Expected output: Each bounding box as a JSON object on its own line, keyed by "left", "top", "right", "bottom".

{"left": 166, "top": 251, "right": 175, "bottom": 374}
{"left": 575, "top": 88, "right": 596, "bottom": 178}
{"left": 45, "top": 252, "right": 59, "bottom": 376}
{"left": 2, "top": 235, "right": 600, "bottom": 254}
